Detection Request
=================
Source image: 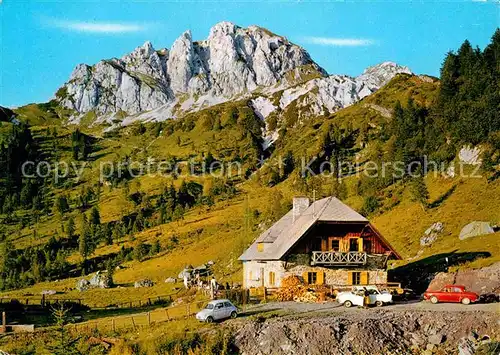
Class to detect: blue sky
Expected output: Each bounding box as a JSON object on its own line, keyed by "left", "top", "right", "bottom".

{"left": 0, "top": 1, "right": 498, "bottom": 108}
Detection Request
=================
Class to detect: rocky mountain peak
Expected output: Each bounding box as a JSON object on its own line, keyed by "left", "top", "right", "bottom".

{"left": 55, "top": 22, "right": 412, "bottom": 126}
{"left": 358, "top": 61, "right": 412, "bottom": 87}
{"left": 208, "top": 21, "right": 237, "bottom": 39}
{"left": 57, "top": 22, "right": 324, "bottom": 116}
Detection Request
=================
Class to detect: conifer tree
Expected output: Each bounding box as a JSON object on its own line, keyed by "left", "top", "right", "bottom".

{"left": 66, "top": 217, "right": 75, "bottom": 239}
{"left": 90, "top": 206, "right": 101, "bottom": 225}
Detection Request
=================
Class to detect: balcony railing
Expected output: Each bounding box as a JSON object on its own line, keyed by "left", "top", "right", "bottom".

{"left": 311, "top": 251, "right": 367, "bottom": 265}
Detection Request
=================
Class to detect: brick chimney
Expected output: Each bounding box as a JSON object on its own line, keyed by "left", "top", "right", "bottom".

{"left": 293, "top": 197, "right": 310, "bottom": 222}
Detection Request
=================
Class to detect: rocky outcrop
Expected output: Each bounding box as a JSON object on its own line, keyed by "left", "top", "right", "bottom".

{"left": 134, "top": 279, "right": 154, "bottom": 288}
{"left": 57, "top": 22, "right": 321, "bottom": 116}
{"left": 76, "top": 271, "right": 113, "bottom": 291}
{"left": 459, "top": 221, "right": 495, "bottom": 240}
{"left": 427, "top": 262, "right": 500, "bottom": 294}
{"left": 420, "top": 222, "right": 444, "bottom": 246}
{"left": 55, "top": 22, "right": 411, "bottom": 128}
{"left": 231, "top": 310, "right": 500, "bottom": 355}
{"left": 459, "top": 145, "right": 482, "bottom": 165}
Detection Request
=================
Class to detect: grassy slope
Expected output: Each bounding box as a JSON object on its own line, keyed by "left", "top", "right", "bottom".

{"left": 375, "top": 174, "right": 500, "bottom": 267}
{"left": 2, "top": 74, "right": 498, "bottom": 304}
{"left": 268, "top": 74, "right": 440, "bottom": 163}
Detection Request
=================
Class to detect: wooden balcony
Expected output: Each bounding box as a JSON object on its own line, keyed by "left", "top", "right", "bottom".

{"left": 311, "top": 251, "right": 367, "bottom": 265}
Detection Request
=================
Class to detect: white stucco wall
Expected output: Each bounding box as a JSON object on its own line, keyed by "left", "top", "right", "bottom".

{"left": 242, "top": 260, "right": 286, "bottom": 288}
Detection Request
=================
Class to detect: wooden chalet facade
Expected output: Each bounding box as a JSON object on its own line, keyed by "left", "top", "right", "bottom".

{"left": 239, "top": 197, "right": 401, "bottom": 289}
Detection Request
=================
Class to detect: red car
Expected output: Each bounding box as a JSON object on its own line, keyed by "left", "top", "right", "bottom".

{"left": 424, "top": 285, "right": 479, "bottom": 305}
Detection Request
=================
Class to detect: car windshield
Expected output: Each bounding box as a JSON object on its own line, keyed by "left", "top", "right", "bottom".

{"left": 205, "top": 304, "right": 214, "bottom": 310}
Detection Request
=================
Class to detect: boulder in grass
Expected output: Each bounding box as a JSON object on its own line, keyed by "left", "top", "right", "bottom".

{"left": 76, "top": 279, "right": 90, "bottom": 292}
{"left": 420, "top": 222, "right": 444, "bottom": 246}
{"left": 89, "top": 271, "right": 113, "bottom": 289}
{"left": 459, "top": 145, "right": 482, "bottom": 165}
{"left": 41, "top": 290, "right": 57, "bottom": 296}
{"left": 459, "top": 221, "right": 494, "bottom": 240}
{"left": 165, "top": 277, "right": 177, "bottom": 283}
{"left": 134, "top": 279, "right": 154, "bottom": 288}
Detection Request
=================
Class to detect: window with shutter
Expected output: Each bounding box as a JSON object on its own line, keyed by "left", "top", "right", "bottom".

{"left": 269, "top": 272, "right": 275, "bottom": 286}
{"left": 302, "top": 271, "right": 309, "bottom": 284}
{"left": 349, "top": 271, "right": 362, "bottom": 285}
{"left": 306, "top": 272, "right": 317, "bottom": 285}
{"left": 321, "top": 239, "right": 327, "bottom": 251}
{"left": 317, "top": 271, "right": 324, "bottom": 285}
{"left": 357, "top": 238, "right": 363, "bottom": 252}
{"left": 257, "top": 243, "right": 264, "bottom": 252}
{"left": 360, "top": 271, "right": 369, "bottom": 285}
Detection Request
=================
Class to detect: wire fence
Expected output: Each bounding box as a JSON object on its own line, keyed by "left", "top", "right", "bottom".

{"left": 66, "top": 299, "right": 210, "bottom": 335}
{"left": 0, "top": 289, "right": 182, "bottom": 310}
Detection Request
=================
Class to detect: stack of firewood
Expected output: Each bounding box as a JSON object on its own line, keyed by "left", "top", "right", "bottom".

{"left": 293, "top": 291, "right": 318, "bottom": 303}
{"left": 276, "top": 275, "right": 307, "bottom": 301}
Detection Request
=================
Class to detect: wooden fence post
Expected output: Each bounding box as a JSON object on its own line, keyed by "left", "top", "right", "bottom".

{"left": 131, "top": 317, "right": 136, "bottom": 330}
{"left": 165, "top": 309, "right": 170, "bottom": 321}
{"left": 112, "top": 319, "right": 115, "bottom": 333}
{"left": 2, "top": 312, "right": 6, "bottom": 333}
{"left": 147, "top": 312, "right": 151, "bottom": 326}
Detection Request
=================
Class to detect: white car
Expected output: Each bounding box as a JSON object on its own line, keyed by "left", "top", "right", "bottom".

{"left": 337, "top": 286, "right": 393, "bottom": 308}
{"left": 196, "top": 299, "right": 238, "bottom": 322}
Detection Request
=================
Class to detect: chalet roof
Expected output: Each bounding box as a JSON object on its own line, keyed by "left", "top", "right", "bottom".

{"left": 239, "top": 196, "right": 372, "bottom": 261}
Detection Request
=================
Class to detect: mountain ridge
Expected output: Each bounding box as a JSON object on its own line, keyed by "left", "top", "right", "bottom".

{"left": 55, "top": 22, "right": 411, "bottom": 128}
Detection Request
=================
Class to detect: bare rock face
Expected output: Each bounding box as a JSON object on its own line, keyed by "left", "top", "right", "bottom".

{"left": 458, "top": 145, "right": 482, "bottom": 165}
{"left": 55, "top": 21, "right": 412, "bottom": 128}
{"left": 427, "top": 262, "right": 500, "bottom": 294}
{"left": 276, "top": 62, "right": 411, "bottom": 119}
{"left": 57, "top": 22, "right": 320, "bottom": 116}
{"left": 420, "top": 222, "right": 444, "bottom": 246}
{"left": 231, "top": 310, "right": 500, "bottom": 355}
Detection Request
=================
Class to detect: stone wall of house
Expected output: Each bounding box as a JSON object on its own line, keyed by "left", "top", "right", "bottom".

{"left": 243, "top": 260, "right": 387, "bottom": 288}
{"left": 285, "top": 265, "right": 387, "bottom": 286}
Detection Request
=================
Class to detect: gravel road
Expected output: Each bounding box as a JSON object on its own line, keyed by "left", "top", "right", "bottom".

{"left": 241, "top": 300, "right": 499, "bottom": 317}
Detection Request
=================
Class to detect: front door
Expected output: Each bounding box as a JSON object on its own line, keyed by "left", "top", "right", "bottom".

{"left": 260, "top": 268, "right": 265, "bottom": 287}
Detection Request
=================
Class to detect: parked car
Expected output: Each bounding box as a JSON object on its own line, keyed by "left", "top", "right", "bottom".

{"left": 423, "top": 285, "right": 479, "bottom": 305}
{"left": 337, "top": 286, "right": 393, "bottom": 308}
{"left": 196, "top": 299, "right": 238, "bottom": 322}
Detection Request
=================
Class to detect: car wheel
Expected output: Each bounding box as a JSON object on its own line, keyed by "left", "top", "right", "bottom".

{"left": 206, "top": 316, "right": 214, "bottom": 323}
{"left": 461, "top": 297, "right": 471, "bottom": 305}
{"left": 230, "top": 311, "right": 237, "bottom": 319}
{"left": 430, "top": 296, "right": 439, "bottom": 304}
{"left": 375, "top": 300, "right": 384, "bottom": 307}
{"left": 344, "top": 300, "right": 352, "bottom": 308}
